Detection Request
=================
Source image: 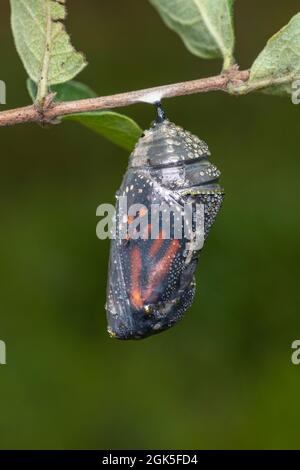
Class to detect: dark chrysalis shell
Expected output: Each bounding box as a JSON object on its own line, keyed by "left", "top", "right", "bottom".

{"left": 106, "top": 116, "right": 224, "bottom": 340}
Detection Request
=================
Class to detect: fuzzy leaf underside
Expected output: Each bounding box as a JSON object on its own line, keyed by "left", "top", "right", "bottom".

{"left": 149, "top": 0, "right": 235, "bottom": 69}
{"left": 249, "top": 13, "right": 300, "bottom": 96}
{"left": 11, "top": 0, "right": 87, "bottom": 88}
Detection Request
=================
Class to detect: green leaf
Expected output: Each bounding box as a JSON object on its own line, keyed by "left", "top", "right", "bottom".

{"left": 26, "top": 78, "right": 142, "bottom": 151}
{"left": 27, "top": 78, "right": 37, "bottom": 102}
{"left": 149, "top": 0, "right": 235, "bottom": 69}
{"left": 66, "top": 112, "right": 142, "bottom": 152}
{"left": 51, "top": 81, "right": 97, "bottom": 102}
{"left": 27, "top": 78, "right": 97, "bottom": 102}
{"left": 249, "top": 13, "right": 300, "bottom": 96}
{"left": 11, "top": 0, "right": 87, "bottom": 102}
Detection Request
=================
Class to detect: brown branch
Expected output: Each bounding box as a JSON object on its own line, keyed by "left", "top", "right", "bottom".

{"left": 0, "top": 69, "right": 250, "bottom": 128}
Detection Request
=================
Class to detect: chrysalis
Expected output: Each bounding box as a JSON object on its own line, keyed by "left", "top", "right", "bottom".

{"left": 106, "top": 104, "right": 224, "bottom": 340}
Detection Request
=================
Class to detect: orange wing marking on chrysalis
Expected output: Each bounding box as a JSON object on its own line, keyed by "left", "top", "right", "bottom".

{"left": 143, "top": 239, "right": 180, "bottom": 302}
{"left": 130, "top": 247, "right": 143, "bottom": 310}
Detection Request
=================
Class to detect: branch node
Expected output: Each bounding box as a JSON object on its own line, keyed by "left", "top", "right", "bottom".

{"left": 34, "top": 91, "right": 58, "bottom": 126}
{"left": 225, "top": 67, "right": 250, "bottom": 95}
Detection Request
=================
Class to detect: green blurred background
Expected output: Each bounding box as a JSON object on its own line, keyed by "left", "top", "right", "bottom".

{"left": 1, "top": 0, "right": 300, "bottom": 450}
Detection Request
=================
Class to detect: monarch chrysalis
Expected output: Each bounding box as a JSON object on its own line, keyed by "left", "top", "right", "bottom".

{"left": 106, "top": 104, "right": 224, "bottom": 340}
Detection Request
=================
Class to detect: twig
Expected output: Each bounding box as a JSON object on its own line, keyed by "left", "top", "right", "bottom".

{"left": 0, "top": 69, "right": 250, "bottom": 128}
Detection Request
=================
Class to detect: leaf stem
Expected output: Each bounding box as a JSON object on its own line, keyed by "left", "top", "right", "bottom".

{"left": 37, "top": 0, "right": 52, "bottom": 105}
{"left": 0, "top": 69, "right": 250, "bottom": 127}
{"left": 229, "top": 72, "right": 296, "bottom": 95}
